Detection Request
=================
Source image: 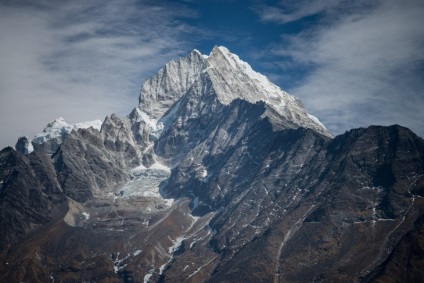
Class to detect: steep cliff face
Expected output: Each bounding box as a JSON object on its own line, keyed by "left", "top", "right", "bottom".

{"left": 0, "top": 47, "right": 423, "bottom": 283}
{"left": 139, "top": 49, "right": 208, "bottom": 120}
{"left": 0, "top": 147, "right": 66, "bottom": 248}
{"left": 204, "top": 125, "right": 424, "bottom": 283}
{"left": 53, "top": 127, "right": 130, "bottom": 203}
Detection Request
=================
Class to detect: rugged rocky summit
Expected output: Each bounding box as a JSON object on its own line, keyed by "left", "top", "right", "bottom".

{"left": 1, "top": 46, "right": 424, "bottom": 282}
{"left": 31, "top": 117, "right": 102, "bottom": 154}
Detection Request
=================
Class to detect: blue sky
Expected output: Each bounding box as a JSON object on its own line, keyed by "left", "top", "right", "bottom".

{"left": 1, "top": 0, "right": 423, "bottom": 148}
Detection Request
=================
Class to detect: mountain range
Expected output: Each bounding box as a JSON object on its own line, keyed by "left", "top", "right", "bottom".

{"left": 1, "top": 46, "right": 423, "bottom": 283}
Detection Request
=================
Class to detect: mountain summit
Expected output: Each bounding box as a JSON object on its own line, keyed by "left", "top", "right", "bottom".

{"left": 1, "top": 47, "right": 424, "bottom": 283}
{"left": 138, "top": 46, "right": 332, "bottom": 138}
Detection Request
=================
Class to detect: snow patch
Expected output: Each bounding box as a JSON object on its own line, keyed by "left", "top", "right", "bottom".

{"left": 133, "top": 250, "right": 142, "bottom": 256}
{"left": 168, "top": 237, "right": 185, "bottom": 255}
{"left": 194, "top": 163, "right": 208, "bottom": 180}
{"left": 157, "top": 236, "right": 185, "bottom": 276}
{"left": 201, "top": 169, "right": 208, "bottom": 178}
{"left": 159, "top": 263, "right": 167, "bottom": 275}
{"left": 26, "top": 142, "right": 34, "bottom": 154}
{"left": 82, "top": 212, "right": 90, "bottom": 220}
{"left": 144, "top": 271, "right": 153, "bottom": 283}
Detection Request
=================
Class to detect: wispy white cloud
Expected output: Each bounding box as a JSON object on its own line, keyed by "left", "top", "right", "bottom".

{"left": 256, "top": 0, "right": 424, "bottom": 137}
{"left": 0, "top": 0, "right": 199, "bottom": 148}
{"left": 254, "top": 0, "right": 345, "bottom": 24}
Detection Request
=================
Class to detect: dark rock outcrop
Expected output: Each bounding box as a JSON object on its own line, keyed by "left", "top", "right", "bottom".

{"left": 0, "top": 147, "right": 66, "bottom": 248}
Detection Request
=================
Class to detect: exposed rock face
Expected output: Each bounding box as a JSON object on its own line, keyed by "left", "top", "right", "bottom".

{"left": 0, "top": 147, "right": 66, "bottom": 248}
{"left": 1, "top": 47, "right": 424, "bottom": 282}
{"left": 101, "top": 113, "right": 143, "bottom": 168}
{"left": 53, "top": 127, "right": 129, "bottom": 203}
{"left": 139, "top": 49, "right": 208, "bottom": 119}
{"left": 204, "top": 125, "right": 424, "bottom": 283}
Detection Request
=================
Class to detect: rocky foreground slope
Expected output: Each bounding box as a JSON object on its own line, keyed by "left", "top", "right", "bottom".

{"left": 1, "top": 46, "right": 424, "bottom": 282}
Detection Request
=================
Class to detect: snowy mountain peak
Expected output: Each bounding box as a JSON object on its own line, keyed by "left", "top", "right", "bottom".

{"left": 192, "top": 48, "right": 205, "bottom": 58}
{"left": 32, "top": 117, "right": 102, "bottom": 145}
{"left": 138, "top": 47, "right": 207, "bottom": 120}
{"left": 205, "top": 46, "right": 332, "bottom": 137}
{"left": 45, "top": 117, "right": 68, "bottom": 129}
{"left": 206, "top": 45, "right": 292, "bottom": 105}
{"left": 209, "top": 46, "right": 288, "bottom": 103}
{"left": 138, "top": 46, "right": 332, "bottom": 137}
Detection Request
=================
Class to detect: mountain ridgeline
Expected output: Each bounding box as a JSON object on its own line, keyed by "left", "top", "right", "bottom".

{"left": 1, "top": 46, "right": 424, "bottom": 283}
